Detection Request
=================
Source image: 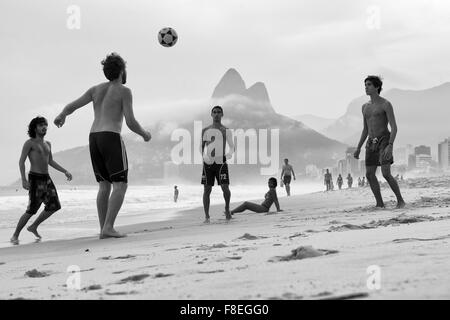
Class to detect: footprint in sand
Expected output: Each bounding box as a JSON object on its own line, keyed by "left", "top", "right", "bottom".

{"left": 154, "top": 273, "right": 174, "bottom": 278}
{"left": 99, "top": 255, "right": 137, "bottom": 260}
{"left": 268, "top": 292, "right": 303, "bottom": 300}
{"left": 319, "top": 292, "right": 369, "bottom": 300}
{"left": 83, "top": 284, "right": 102, "bottom": 291}
{"left": 392, "top": 234, "right": 450, "bottom": 243}
{"left": 197, "top": 243, "right": 229, "bottom": 251}
{"left": 24, "top": 269, "right": 51, "bottom": 278}
{"left": 197, "top": 270, "right": 225, "bottom": 274}
{"left": 117, "top": 274, "right": 150, "bottom": 284}
{"left": 269, "top": 246, "right": 338, "bottom": 262}
{"left": 216, "top": 256, "right": 242, "bottom": 262}
{"left": 105, "top": 290, "right": 139, "bottom": 296}
{"left": 237, "top": 233, "right": 267, "bottom": 240}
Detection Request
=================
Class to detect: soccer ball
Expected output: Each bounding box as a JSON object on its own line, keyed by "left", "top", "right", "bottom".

{"left": 158, "top": 27, "right": 178, "bottom": 47}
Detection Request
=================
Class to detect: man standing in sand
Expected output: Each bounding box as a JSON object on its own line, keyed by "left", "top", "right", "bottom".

{"left": 174, "top": 185, "right": 179, "bottom": 203}
{"left": 280, "top": 158, "right": 296, "bottom": 196}
{"left": 324, "top": 169, "right": 332, "bottom": 191}
{"left": 54, "top": 53, "right": 151, "bottom": 238}
{"left": 200, "top": 106, "right": 234, "bottom": 223}
{"left": 11, "top": 117, "right": 72, "bottom": 245}
{"left": 354, "top": 75, "right": 405, "bottom": 208}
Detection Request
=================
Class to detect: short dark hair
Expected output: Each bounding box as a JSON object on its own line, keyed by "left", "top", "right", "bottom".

{"left": 284, "top": 158, "right": 288, "bottom": 162}
{"left": 101, "top": 53, "right": 126, "bottom": 81}
{"left": 211, "top": 105, "right": 223, "bottom": 113}
{"left": 28, "top": 116, "right": 48, "bottom": 138}
{"left": 365, "top": 75, "right": 383, "bottom": 94}
{"left": 268, "top": 177, "right": 277, "bottom": 187}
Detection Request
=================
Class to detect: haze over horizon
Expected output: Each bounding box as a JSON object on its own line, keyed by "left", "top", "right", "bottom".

{"left": 2, "top": 0, "right": 450, "bottom": 185}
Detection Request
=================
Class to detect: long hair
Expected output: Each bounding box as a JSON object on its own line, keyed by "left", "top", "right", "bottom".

{"left": 28, "top": 116, "right": 48, "bottom": 138}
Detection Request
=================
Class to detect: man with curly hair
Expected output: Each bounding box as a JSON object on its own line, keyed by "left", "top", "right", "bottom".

{"left": 11, "top": 116, "right": 72, "bottom": 245}
{"left": 54, "top": 53, "right": 151, "bottom": 239}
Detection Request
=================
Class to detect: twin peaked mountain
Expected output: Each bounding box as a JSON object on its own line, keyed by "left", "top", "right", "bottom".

{"left": 50, "top": 69, "right": 346, "bottom": 184}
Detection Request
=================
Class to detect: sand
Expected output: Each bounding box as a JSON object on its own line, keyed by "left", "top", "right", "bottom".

{"left": 1, "top": 177, "right": 449, "bottom": 300}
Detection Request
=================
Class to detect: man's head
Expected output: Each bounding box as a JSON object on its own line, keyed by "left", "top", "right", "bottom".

{"left": 326, "top": 169, "right": 329, "bottom": 173}
{"left": 101, "top": 53, "right": 127, "bottom": 84}
{"left": 284, "top": 158, "right": 289, "bottom": 164}
{"left": 28, "top": 116, "right": 48, "bottom": 138}
{"left": 365, "top": 75, "right": 383, "bottom": 95}
{"left": 211, "top": 105, "right": 223, "bottom": 122}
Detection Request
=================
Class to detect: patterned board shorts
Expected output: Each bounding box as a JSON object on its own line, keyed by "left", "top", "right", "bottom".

{"left": 26, "top": 172, "right": 61, "bottom": 215}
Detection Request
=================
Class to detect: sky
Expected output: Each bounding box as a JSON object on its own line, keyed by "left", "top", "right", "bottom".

{"left": 1, "top": 0, "right": 450, "bottom": 185}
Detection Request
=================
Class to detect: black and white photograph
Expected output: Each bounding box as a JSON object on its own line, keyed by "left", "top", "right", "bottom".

{"left": 1, "top": 0, "right": 450, "bottom": 304}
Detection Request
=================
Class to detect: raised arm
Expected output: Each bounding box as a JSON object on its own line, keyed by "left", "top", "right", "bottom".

{"left": 122, "top": 88, "right": 151, "bottom": 141}
{"left": 48, "top": 142, "right": 72, "bottom": 181}
{"left": 19, "top": 141, "right": 32, "bottom": 189}
{"left": 54, "top": 87, "right": 94, "bottom": 127}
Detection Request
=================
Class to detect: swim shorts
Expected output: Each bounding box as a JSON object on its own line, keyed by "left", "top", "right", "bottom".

{"left": 89, "top": 132, "right": 128, "bottom": 183}
{"left": 26, "top": 172, "right": 61, "bottom": 215}
{"left": 283, "top": 175, "right": 292, "bottom": 185}
{"left": 365, "top": 134, "right": 394, "bottom": 167}
{"left": 201, "top": 161, "right": 230, "bottom": 186}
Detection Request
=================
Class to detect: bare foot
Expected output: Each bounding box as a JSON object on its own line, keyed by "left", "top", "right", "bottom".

{"left": 10, "top": 236, "right": 19, "bottom": 245}
{"left": 203, "top": 217, "right": 210, "bottom": 224}
{"left": 224, "top": 211, "right": 232, "bottom": 220}
{"left": 27, "top": 226, "right": 42, "bottom": 239}
{"left": 396, "top": 201, "right": 406, "bottom": 209}
{"left": 100, "top": 229, "right": 127, "bottom": 239}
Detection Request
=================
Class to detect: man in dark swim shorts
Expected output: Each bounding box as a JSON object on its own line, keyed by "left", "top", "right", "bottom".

{"left": 354, "top": 75, "right": 405, "bottom": 208}
{"left": 11, "top": 117, "right": 72, "bottom": 245}
{"left": 54, "top": 53, "right": 151, "bottom": 238}
{"left": 201, "top": 106, "right": 234, "bottom": 223}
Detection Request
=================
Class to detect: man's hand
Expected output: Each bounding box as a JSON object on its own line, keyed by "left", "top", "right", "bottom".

{"left": 354, "top": 148, "right": 361, "bottom": 159}
{"left": 293, "top": 177, "right": 296, "bottom": 181}
{"left": 65, "top": 171, "right": 73, "bottom": 181}
{"left": 54, "top": 114, "right": 66, "bottom": 128}
{"left": 142, "top": 131, "right": 152, "bottom": 142}
{"left": 383, "top": 144, "right": 393, "bottom": 161}
{"left": 277, "top": 209, "right": 284, "bottom": 212}
{"left": 22, "top": 179, "right": 29, "bottom": 190}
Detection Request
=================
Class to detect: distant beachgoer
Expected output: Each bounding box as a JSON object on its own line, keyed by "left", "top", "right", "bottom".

{"left": 354, "top": 75, "right": 405, "bottom": 208}
{"left": 54, "top": 53, "right": 151, "bottom": 238}
{"left": 362, "top": 177, "right": 366, "bottom": 187}
{"left": 200, "top": 106, "right": 235, "bottom": 223}
{"left": 358, "top": 177, "right": 362, "bottom": 187}
{"left": 231, "top": 178, "right": 282, "bottom": 214}
{"left": 401, "top": 175, "right": 404, "bottom": 181}
{"left": 174, "top": 185, "right": 179, "bottom": 202}
{"left": 280, "top": 158, "right": 296, "bottom": 196}
{"left": 11, "top": 117, "right": 72, "bottom": 245}
{"left": 337, "top": 174, "right": 343, "bottom": 190}
{"left": 395, "top": 174, "right": 400, "bottom": 181}
{"left": 324, "top": 169, "right": 332, "bottom": 191}
{"left": 347, "top": 173, "right": 353, "bottom": 188}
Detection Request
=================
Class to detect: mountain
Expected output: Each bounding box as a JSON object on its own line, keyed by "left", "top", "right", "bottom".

{"left": 46, "top": 68, "right": 347, "bottom": 185}
{"left": 293, "top": 114, "right": 336, "bottom": 133}
{"left": 323, "top": 83, "right": 450, "bottom": 149}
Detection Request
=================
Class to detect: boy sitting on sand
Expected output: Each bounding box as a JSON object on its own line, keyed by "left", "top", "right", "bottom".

{"left": 10, "top": 117, "right": 72, "bottom": 245}
{"left": 231, "top": 177, "right": 282, "bottom": 215}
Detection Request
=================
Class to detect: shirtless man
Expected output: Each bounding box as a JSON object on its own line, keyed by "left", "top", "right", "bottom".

{"left": 324, "top": 169, "right": 332, "bottom": 191}
{"left": 200, "top": 106, "right": 234, "bottom": 222}
{"left": 11, "top": 117, "right": 72, "bottom": 245}
{"left": 280, "top": 158, "right": 296, "bottom": 196}
{"left": 54, "top": 53, "right": 151, "bottom": 238}
{"left": 354, "top": 75, "right": 405, "bottom": 208}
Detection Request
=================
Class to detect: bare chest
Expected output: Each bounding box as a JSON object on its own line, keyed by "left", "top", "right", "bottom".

{"left": 30, "top": 142, "right": 50, "bottom": 158}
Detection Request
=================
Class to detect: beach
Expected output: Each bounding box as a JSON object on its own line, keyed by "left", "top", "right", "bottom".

{"left": 0, "top": 177, "right": 449, "bottom": 300}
